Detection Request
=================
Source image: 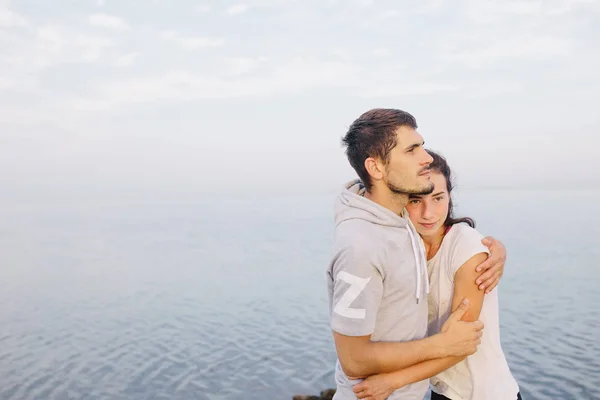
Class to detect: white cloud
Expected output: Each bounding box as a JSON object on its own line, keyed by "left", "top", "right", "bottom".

{"left": 0, "top": 0, "right": 599, "bottom": 196}
{"left": 224, "top": 56, "right": 268, "bottom": 76}
{"left": 463, "top": 0, "right": 597, "bottom": 23}
{"left": 112, "top": 52, "right": 139, "bottom": 67}
{"left": 414, "top": 0, "right": 446, "bottom": 14}
{"left": 425, "top": 0, "right": 583, "bottom": 71}
{"left": 226, "top": 4, "right": 250, "bottom": 14}
{"left": 0, "top": 77, "right": 13, "bottom": 89}
{"left": 362, "top": 82, "right": 460, "bottom": 97}
{"left": 372, "top": 9, "right": 402, "bottom": 21}
{"left": 194, "top": 4, "right": 211, "bottom": 13}
{"left": 0, "top": 90, "right": 82, "bottom": 127}
{"left": 372, "top": 48, "right": 392, "bottom": 57}
{"left": 464, "top": 82, "right": 523, "bottom": 98}
{"left": 463, "top": 0, "right": 541, "bottom": 23}
{"left": 0, "top": 5, "right": 27, "bottom": 27}
{"left": 0, "top": 22, "right": 115, "bottom": 98}
{"left": 89, "top": 13, "right": 129, "bottom": 30}
{"left": 0, "top": 1, "right": 597, "bottom": 121}
{"left": 33, "top": 26, "right": 114, "bottom": 64}
{"left": 544, "top": 0, "right": 598, "bottom": 15}
{"left": 158, "top": 30, "right": 225, "bottom": 50}
{"left": 54, "top": 56, "right": 466, "bottom": 113}
{"left": 74, "top": 34, "right": 115, "bottom": 61}
{"left": 53, "top": 58, "right": 359, "bottom": 112}
{"left": 439, "top": 35, "right": 571, "bottom": 68}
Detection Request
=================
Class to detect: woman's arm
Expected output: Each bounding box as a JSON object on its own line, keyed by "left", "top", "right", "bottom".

{"left": 352, "top": 252, "right": 488, "bottom": 397}
{"left": 450, "top": 251, "right": 487, "bottom": 322}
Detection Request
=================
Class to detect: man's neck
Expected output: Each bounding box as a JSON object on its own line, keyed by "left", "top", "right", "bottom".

{"left": 364, "top": 186, "right": 408, "bottom": 215}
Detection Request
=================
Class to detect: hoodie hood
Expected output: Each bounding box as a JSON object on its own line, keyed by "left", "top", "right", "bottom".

{"left": 334, "top": 179, "right": 409, "bottom": 228}
{"left": 334, "top": 179, "right": 429, "bottom": 303}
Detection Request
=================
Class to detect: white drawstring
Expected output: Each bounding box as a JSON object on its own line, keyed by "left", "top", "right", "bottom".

{"left": 406, "top": 227, "right": 422, "bottom": 303}
{"left": 416, "top": 229, "right": 430, "bottom": 296}
{"left": 406, "top": 219, "right": 429, "bottom": 303}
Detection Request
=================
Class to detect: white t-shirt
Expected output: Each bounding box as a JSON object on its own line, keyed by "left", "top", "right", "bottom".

{"left": 426, "top": 223, "right": 519, "bottom": 400}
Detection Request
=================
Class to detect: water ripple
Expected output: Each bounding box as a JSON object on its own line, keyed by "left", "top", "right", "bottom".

{"left": 1, "top": 194, "right": 599, "bottom": 399}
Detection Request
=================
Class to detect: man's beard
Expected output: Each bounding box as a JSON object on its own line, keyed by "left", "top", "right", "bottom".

{"left": 387, "top": 179, "right": 434, "bottom": 196}
{"left": 385, "top": 166, "right": 434, "bottom": 195}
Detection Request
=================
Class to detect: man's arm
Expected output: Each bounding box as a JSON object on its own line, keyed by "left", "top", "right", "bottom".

{"left": 351, "top": 253, "right": 487, "bottom": 393}
{"left": 334, "top": 297, "right": 483, "bottom": 378}
{"left": 475, "top": 236, "right": 506, "bottom": 293}
{"left": 333, "top": 332, "right": 444, "bottom": 379}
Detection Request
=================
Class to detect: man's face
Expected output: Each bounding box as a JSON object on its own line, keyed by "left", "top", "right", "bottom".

{"left": 382, "top": 126, "right": 434, "bottom": 195}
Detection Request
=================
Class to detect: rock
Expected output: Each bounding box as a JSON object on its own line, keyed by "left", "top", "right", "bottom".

{"left": 293, "top": 388, "right": 336, "bottom": 400}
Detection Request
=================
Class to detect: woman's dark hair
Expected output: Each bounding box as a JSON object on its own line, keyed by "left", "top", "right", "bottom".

{"left": 426, "top": 149, "right": 476, "bottom": 229}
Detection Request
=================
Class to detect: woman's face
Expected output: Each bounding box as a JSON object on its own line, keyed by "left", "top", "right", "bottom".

{"left": 406, "top": 171, "right": 450, "bottom": 237}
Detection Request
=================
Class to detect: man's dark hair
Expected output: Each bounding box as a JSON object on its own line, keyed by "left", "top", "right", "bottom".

{"left": 341, "top": 108, "right": 417, "bottom": 191}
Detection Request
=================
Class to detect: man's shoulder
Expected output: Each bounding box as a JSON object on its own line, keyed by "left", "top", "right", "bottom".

{"left": 334, "top": 220, "right": 387, "bottom": 254}
{"left": 336, "top": 217, "right": 378, "bottom": 231}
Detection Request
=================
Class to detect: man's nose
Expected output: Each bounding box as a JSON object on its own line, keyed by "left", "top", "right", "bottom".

{"left": 422, "top": 149, "right": 433, "bottom": 165}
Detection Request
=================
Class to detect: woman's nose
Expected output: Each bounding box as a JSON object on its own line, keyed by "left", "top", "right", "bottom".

{"left": 422, "top": 203, "right": 434, "bottom": 219}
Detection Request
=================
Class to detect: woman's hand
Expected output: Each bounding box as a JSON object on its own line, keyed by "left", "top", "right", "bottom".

{"left": 352, "top": 373, "right": 396, "bottom": 400}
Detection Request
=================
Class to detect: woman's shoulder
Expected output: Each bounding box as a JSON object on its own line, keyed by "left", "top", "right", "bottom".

{"left": 448, "top": 222, "right": 485, "bottom": 242}
{"left": 445, "top": 222, "right": 489, "bottom": 256}
{"left": 443, "top": 223, "right": 490, "bottom": 275}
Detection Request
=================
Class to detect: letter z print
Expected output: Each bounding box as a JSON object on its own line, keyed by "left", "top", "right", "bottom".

{"left": 333, "top": 271, "right": 372, "bottom": 319}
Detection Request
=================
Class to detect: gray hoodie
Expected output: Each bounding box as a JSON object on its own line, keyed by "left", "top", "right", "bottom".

{"left": 327, "top": 179, "right": 430, "bottom": 400}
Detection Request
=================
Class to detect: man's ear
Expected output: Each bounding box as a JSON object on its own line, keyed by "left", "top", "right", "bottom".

{"left": 364, "top": 157, "right": 384, "bottom": 183}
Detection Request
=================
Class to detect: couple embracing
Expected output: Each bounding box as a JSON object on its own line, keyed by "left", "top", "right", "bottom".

{"left": 327, "top": 109, "right": 522, "bottom": 400}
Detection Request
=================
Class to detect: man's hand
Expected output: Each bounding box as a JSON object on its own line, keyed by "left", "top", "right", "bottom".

{"left": 439, "top": 298, "right": 483, "bottom": 357}
{"left": 352, "top": 373, "right": 396, "bottom": 400}
{"left": 476, "top": 236, "right": 506, "bottom": 293}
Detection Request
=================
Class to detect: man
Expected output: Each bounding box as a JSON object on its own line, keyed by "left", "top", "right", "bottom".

{"left": 327, "top": 108, "right": 506, "bottom": 399}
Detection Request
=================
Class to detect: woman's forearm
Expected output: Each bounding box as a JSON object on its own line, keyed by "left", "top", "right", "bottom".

{"left": 389, "top": 355, "right": 466, "bottom": 389}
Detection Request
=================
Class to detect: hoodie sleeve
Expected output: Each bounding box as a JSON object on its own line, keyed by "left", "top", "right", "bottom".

{"left": 329, "top": 244, "right": 384, "bottom": 336}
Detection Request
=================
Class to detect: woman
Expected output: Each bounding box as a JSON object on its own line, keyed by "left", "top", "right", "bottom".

{"left": 352, "top": 150, "right": 521, "bottom": 400}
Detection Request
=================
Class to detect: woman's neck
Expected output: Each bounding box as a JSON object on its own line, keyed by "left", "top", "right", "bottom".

{"left": 421, "top": 226, "right": 446, "bottom": 261}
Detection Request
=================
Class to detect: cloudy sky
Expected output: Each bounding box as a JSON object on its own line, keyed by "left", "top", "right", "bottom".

{"left": 1, "top": 0, "right": 599, "bottom": 204}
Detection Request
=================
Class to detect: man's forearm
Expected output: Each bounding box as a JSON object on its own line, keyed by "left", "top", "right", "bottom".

{"left": 387, "top": 355, "right": 466, "bottom": 389}
{"left": 347, "top": 334, "right": 448, "bottom": 377}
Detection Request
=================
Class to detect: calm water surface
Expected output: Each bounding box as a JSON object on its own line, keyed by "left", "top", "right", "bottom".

{"left": 0, "top": 190, "right": 598, "bottom": 399}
